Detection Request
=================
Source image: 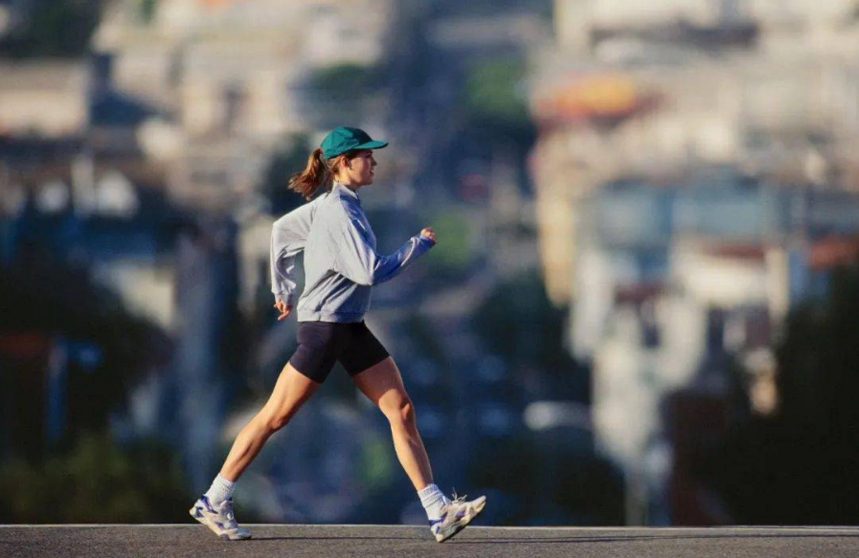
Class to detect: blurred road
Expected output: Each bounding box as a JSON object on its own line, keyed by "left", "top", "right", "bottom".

{"left": 3, "top": 525, "right": 859, "bottom": 558}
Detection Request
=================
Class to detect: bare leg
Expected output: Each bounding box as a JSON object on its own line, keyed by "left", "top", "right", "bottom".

{"left": 219, "top": 362, "right": 320, "bottom": 481}
{"left": 352, "top": 357, "right": 433, "bottom": 491}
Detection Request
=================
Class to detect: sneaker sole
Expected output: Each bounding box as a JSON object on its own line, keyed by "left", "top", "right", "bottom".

{"left": 435, "top": 497, "right": 487, "bottom": 543}
{"left": 189, "top": 506, "right": 252, "bottom": 541}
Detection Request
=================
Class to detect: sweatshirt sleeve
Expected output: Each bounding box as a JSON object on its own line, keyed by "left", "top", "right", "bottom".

{"left": 270, "top": 202, "right": 315, "bottom": 304}
{"left": 334, "top": 209, "right": 433, "bottom": 287}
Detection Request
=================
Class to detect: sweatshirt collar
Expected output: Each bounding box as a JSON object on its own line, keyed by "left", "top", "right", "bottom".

{"left": 333, "top": 181, "right": 359, "bottom": 201}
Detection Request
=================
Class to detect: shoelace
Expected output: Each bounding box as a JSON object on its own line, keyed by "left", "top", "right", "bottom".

{"left": 449, "top": 490, "right": 469, "bottom": 506}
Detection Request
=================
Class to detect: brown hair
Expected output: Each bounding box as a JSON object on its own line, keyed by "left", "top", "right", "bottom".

{"left": 288, "top": 148, "right": 354, "bottom": 201}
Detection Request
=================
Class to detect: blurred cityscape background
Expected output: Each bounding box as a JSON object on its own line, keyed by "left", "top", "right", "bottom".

{"left": 3, "top": 0, "right": 859, "bottom": 527}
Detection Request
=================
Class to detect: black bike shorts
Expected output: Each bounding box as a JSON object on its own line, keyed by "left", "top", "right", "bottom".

{"left": 288, "top": 320, "right": 390, "bottom": 384}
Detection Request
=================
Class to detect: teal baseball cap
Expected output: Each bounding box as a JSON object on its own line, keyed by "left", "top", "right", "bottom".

{"left": 321, "top": 127, "right": 388, "bottom": 159}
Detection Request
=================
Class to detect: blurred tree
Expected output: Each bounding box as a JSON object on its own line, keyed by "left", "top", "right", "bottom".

{"left": 0, "top": 256, "right": 194, "bottom": 522}
{"left": 140, "top": 0, "right": 158, "bottom": 24}
{"left": 463, "top": 59, "right": 532, "bottom": 133}
{"left": 455, "top": 58, "right": 537, "bottom": 201}
{"left": 0, "top": 434, "right": 191, "bottom": 523}
{"left": 696, "top": 262, "right": 859, "bottom": 524}
{"left": 401, "top": 313, "right": 448, "bottom": 367}
{"left": 0, "top": 260, "right": 170, "bottom": 457}
{"left": 304, "top": 63, "right": 385, "bottom": 127}
{"left": 468, "top": 432, "right": 624, "bottom": 526}
{"left": 309, "top": 64, "right": 383, "bottom": 103}
{"left": 0, "top": 0, "right": 104, "bottom": 59}
{"left": 472, "top": 271, "right": 588, "bottom": 400}
{"left": 461, "top": 58, "right": 536, "bottom": 163}
{"left": 422, "top": 209, "right": 473, "bottom": 278}
{"left": 259, "top": 134, "right": 315, "bottom": 215}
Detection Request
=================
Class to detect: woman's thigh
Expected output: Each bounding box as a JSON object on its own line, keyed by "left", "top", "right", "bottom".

{"left": 260, "top": 361, "right": 321, "bottom": 421}
{"left": 351, "top": 356, "right": 409, "bottom": 409}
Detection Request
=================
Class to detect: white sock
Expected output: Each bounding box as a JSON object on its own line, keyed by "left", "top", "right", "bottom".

{"left": 204, "top": 474, "right": 235, "bottom": 507}
{"left": 418, "top": 483, "right": 450, "bottom": 521}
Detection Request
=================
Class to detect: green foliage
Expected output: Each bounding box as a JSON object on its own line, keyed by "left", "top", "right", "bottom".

{"left": 140, "top": 0, "right": 158, "bottom": 24}
{"left": 424, "top": 210, "right": 472, "bottom": 271}
{"left": 460, "top": 58, "right": 537, "bottom": 186}
{"left": 309, "top": 64, "right": 383, "bottom": 103}
{"left": 0, "top": 434, "right": 191, "bottom": 523}
{"left": 463, "top": 59, "right": 532, "bottom": 132}
{"left": 357, "top": 436, "right": 396, "bottom": 493}
{"left": 0, "top": 0, "right": 103, "bottom": 59}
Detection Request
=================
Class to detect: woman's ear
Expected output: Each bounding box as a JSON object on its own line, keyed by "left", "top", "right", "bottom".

{"left": 331, "top": 156, "right": 345, "bottom": 178}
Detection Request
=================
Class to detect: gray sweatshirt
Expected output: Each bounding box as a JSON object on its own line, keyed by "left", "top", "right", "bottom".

{"left": 270, "top": 182, "right": 433, "bottom": 323}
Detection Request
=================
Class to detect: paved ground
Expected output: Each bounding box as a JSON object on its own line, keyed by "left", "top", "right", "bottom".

{"left": 3, "top": 525, "right": 859, "bottom": 558}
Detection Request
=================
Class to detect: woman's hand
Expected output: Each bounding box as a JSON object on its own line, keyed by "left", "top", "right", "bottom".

{"left": 420, "top": 227, "right": 437, "bottom": 245}
{"left": 273, "top": 300, "right": 292, "bottom": 321}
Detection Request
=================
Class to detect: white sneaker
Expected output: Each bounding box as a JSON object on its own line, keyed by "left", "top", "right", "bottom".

{"left": 430, "top": 494, "right": 487, "bottom": 543}
{"left": 189, "top": 496, "right": 251, "bottom": 540}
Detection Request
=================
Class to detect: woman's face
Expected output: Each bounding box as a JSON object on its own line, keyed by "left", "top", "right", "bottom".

{"left": 338, "top": 150, "right": 377, "bottom": 186}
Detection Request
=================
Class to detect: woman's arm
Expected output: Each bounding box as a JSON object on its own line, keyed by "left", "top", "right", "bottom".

{"left": 270, "top": 201, "right": 317, "bottom": 304}
{"left": 334, "top": 207, "right": 433, "bottom": 286}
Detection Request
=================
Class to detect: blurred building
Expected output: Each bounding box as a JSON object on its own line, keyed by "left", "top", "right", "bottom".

{"left": 566, "top": 170, "right": 859, "bottom": 524}
{"left": 532, "top": 0, "right": 859, "bottom": 307}
{"left": 91, "top": 0, "right": 398, "bottom": 212}
{"left": 0, "top": 62, "right": 88, "bottom": 137}
{"left": 530, "top": 0, "right": 859, "bottom": 525}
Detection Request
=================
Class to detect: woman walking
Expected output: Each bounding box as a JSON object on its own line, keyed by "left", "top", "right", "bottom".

{"left": 189, "top": 127, "right": 486, "bottom": 543}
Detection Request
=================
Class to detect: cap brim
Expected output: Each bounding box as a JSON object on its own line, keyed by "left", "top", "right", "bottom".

{"left": 354, "top": 140, "right": 388, "bottom": 150}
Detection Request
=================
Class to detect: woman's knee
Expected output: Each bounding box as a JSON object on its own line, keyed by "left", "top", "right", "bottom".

{"left": 258, "top": 368, "right": 318, "bottom": 434}
{"left": 261, "top": 408, "right": 293, "bottom": 433}
{"left": 384, "top": 396, "right": 416, "bottom": 430}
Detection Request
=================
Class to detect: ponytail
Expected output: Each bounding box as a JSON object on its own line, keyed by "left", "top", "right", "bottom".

{"left": 288, "top": 148, "right": 332, "bottom": 201}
